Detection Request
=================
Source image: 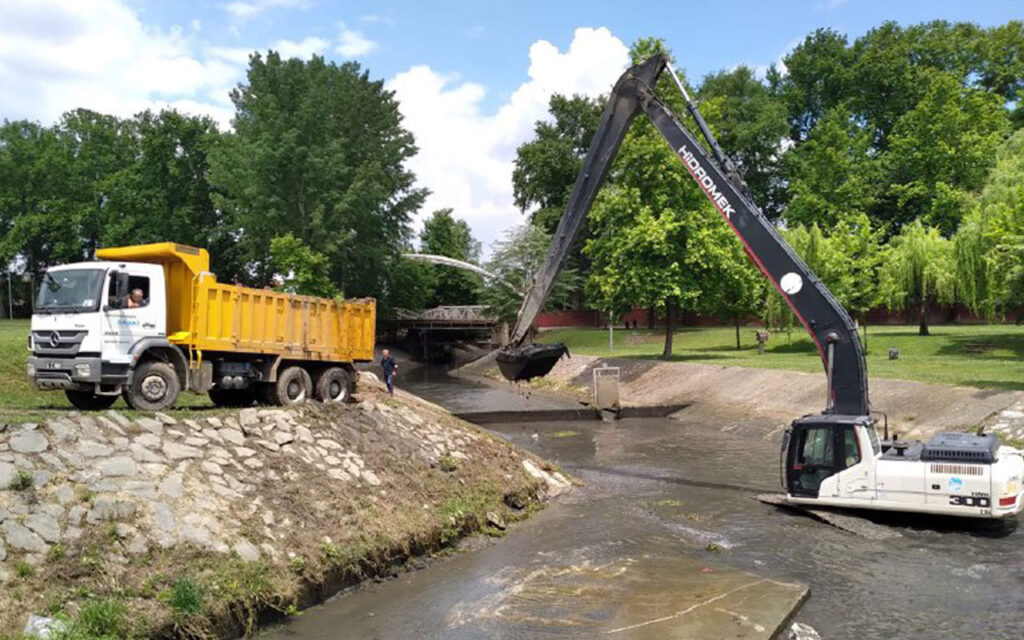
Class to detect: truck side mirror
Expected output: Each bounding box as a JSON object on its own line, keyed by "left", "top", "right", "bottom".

{"left": 106, "top": 270, "right": 130, "bottom": 310}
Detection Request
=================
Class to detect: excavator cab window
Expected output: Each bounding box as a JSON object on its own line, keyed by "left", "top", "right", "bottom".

{"left": 788, "top": 424, "right": 837, "bottom": 497}
{"left": 843, "top": 427, "right": 861, "bottom": 468}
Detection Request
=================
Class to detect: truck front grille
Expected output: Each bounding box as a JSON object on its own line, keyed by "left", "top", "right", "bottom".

{"left": 31, "top": 330, "right": 87, "bottom": 356}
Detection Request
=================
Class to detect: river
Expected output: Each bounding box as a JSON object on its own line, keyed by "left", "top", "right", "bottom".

{"left": 263, "top": 366, "right": 1023, "bottom": 639}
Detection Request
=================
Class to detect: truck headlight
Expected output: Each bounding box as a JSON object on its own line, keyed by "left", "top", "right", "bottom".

{"left": 74, "top": 363, "right": 92, "bottom": 378}
{"left": 26, "top": 363, "right": 36, "bottom": 377}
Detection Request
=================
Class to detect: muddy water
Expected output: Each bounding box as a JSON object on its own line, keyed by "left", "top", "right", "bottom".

{"left": 265, "top": 368, "right": 1023, "bottom": 639}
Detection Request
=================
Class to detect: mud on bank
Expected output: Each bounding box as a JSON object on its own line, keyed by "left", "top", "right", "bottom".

{"left": 0, "top": 379, "right": 570, "bottom": 639}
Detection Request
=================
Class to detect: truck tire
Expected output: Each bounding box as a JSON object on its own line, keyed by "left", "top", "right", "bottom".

{"left": 208, "top": 387, "right": 257, "bottom": 408}
{"left": 123, "top": 360, "right": 180, "bottom": 411}
{"left": 314, "top": 367, "right": 353, "bottom": 403}
{"left": 262, "top": 366, "right": 312, "bottom": 406}
{"left": 64, "top": 390, "right": 118, "bottom": 411}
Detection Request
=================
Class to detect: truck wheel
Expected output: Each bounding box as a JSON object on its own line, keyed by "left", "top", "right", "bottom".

{"left": 64, "top": 390, "right": 118, "bottom": 411}
{"left": 264, "top": 366, "right": 312, "bottom": 406}
{"left": 123, "top": 360, "right": 180, "bottom": 411}
{"left": 315, "top": 367, "right": 353, "bottom": 403}
{"left": 208, "top": 387, "right": 257, "bottom": 408}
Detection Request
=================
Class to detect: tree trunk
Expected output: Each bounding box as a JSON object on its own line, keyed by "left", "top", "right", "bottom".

{"left": 662, "top": 301, "right": 675, "bottom": 359}
{"left": 734, "top": 316, "right": 741, "bottom": 350}
{"left": 647, "top": 306, "right": 655, "bottom": 330}
{"left": 918, "top": 300, "right": 929, "bottom": 336}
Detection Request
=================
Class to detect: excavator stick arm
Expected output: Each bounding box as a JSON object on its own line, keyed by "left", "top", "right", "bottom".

{"left": 501, "top": 53, "right": 869, "bottom": 417}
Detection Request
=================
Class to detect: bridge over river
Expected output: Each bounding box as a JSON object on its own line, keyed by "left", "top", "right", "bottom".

{"left": 387, "top": 305, "right": 507, "bottom": 362}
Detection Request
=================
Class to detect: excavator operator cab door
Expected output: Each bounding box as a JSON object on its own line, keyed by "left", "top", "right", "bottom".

{"left": 785, "top": 414, "right": 874, "bottom": 498}
{"left": 786, "top": 419, "right": 838, "bottom": 497}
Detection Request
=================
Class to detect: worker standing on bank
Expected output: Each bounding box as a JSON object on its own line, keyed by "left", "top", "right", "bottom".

{"left": 381, "top": 349, "right": 397, "bottom": 395}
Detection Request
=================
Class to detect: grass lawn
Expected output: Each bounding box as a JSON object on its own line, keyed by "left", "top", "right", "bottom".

{"left": 1, "top": 318, "right": 216, "bottom": 422}
{"left": 537, "top": 323, "right": 1024, "bottom": 391}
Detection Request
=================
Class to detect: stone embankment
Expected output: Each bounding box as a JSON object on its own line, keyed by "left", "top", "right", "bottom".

{"left": 0, "top": 378, "right": 570, "bottom": 638}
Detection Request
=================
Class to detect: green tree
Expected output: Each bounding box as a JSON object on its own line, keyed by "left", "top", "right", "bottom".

{"left": 779, "top": 28, "right": 854, "bottom": 142}
{"left": 211, "top": 51, "right": 426, "bottom": 312}
{"left": 0, "top": 120, "right": 75, "bottom": 275}
{"left": 884, "top": 70, "right": 1009, "bottom": 235}
{"left": 100, "top": 110, "right": 239, "bottom": 274}
{"left": 955, "top": 128, "right": 1024, "bottom": 313}
{"left": 269, "top": 233, "right": 340, "bottom": 298}
{"left": 881, "top": 220, "right": 954, "bottom": 335}
{"left": 512, "top": 94, "right": 603, "bottom": 233}
{"left": 697, "top": 66, "right": 789, "bottom": 218}
{"left": 782, "top": 106, "right": 880, "bottom": 228}
{"left": 481, "top": 223, "right": 575, "bottom": 326}
{"left": 418, "top": 208, "right": 481, "bottom": 307}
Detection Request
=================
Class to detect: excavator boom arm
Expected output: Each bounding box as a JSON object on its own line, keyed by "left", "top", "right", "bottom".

{"left": 506, "top": 54, "right": 870, "bottom": 416}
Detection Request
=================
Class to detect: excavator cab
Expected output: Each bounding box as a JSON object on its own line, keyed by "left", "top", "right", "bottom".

{"left": 784, "top": 414, "right": 876, "bottom": 497}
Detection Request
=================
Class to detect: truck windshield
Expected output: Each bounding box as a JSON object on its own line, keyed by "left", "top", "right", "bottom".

{"left": 35, "top": 269, "right": 104, "bottom": 313}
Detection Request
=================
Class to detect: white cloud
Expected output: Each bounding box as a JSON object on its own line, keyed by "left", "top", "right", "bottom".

{"left": 336, "top": 23, "right": 377, "bottom": 57}
{"left": 0, "top": 0, "right": 242, "bottom": 127}
{"left": 388, "top": 27, "right": 630, "bottom": 253}
{"left": 272, "top": 36, "right": 328, "bottom": 59}
{"left": 223, "top": 0, "right": 309, "bottom": 20}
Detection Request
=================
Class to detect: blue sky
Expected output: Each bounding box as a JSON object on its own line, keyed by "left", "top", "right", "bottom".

{"left": 128, "top": 0, "right": 1022, "bottom": 110}
{"left": 1, "top": 0, "right": 1020, "bottom": 251}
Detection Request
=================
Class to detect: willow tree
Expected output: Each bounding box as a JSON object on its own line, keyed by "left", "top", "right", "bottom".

{"left": 882, "top": 220, "right": 954, "bottom": 335}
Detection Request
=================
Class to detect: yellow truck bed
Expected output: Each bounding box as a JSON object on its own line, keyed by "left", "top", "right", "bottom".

{"left": 96, "top": 242, "right": 375, "bottom": 364}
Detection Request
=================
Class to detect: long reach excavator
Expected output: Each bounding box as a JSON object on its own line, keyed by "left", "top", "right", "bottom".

{"left": 496, "top": 53, "right": 1023, "bottom": 520}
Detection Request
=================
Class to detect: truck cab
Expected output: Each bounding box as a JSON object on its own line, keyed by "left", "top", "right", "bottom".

{"left": 28, "top": 260, "right": 172, "bottom": 410}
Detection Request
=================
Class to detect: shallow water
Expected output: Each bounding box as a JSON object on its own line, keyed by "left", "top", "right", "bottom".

{"left": 264, "top": 367, "right": 1023, "bottom": 639}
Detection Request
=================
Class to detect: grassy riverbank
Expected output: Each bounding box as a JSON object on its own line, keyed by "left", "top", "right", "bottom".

{"left": 537, "top": 324, "right": 1024, "bottom": 390}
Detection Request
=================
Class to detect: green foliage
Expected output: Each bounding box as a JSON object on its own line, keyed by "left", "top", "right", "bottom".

{"left": 419, "top": 208, "right": 482, "bottom": 306}
{"left": 783, "top": 106, "right": 880, "bottom": 228}
{"left": 49, "top": 597, "right": 130, "bottom": 640}
{"left": 512, "top": 94, "right": 603, "bottom": 232}
{"left": 438, "top": 455, "right": 458, "bottom": 472}
{"left": 881, "top": 221, "right": 954, "bottom": 334}
{"left": 48, "top": 543, "right": 66, "bottom": 562}
{"left": 884, "top": 70, "right": 1009, "bottom": 234}
{"left": 14, "top": 560, "right": 34, "bottom": 578}
{"left": 955, "top": 128, "right": 1024, "bottom": 313}
{"left": 697, "top": 65, "right": 789, "bottom": 217}
{"left": 481, "top": 224, "right": 576, "bottom": 325}
{"left": 269, "top": 233, "right": 340, "bottom": 298}
{"left": 288, "top": 555, "right": 308, "bottom": 574}
{"left": 9, "top": 468, "right": 33, "bottom": 491}
{"left": 159, "top": 577, "right": 203, "bottom": 617}
{"left": 210, "top": 51, "right": 425, "bottom": 313}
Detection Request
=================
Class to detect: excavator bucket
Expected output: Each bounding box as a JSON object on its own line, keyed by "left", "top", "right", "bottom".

{"left": 496, "top": 343, "right": 569, "bottom": 381}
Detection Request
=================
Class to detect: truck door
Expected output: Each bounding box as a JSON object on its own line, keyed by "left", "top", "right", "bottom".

{"left": 787, "top": 424, "right": 838, "bottom": 497}
{"left": 104, "top": 269, "right": 162, "bottom": 360}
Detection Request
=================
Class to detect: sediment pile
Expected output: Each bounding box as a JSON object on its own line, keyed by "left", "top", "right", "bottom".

{"left": 0, "top": 381, "right": 569, "bottom": 637}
